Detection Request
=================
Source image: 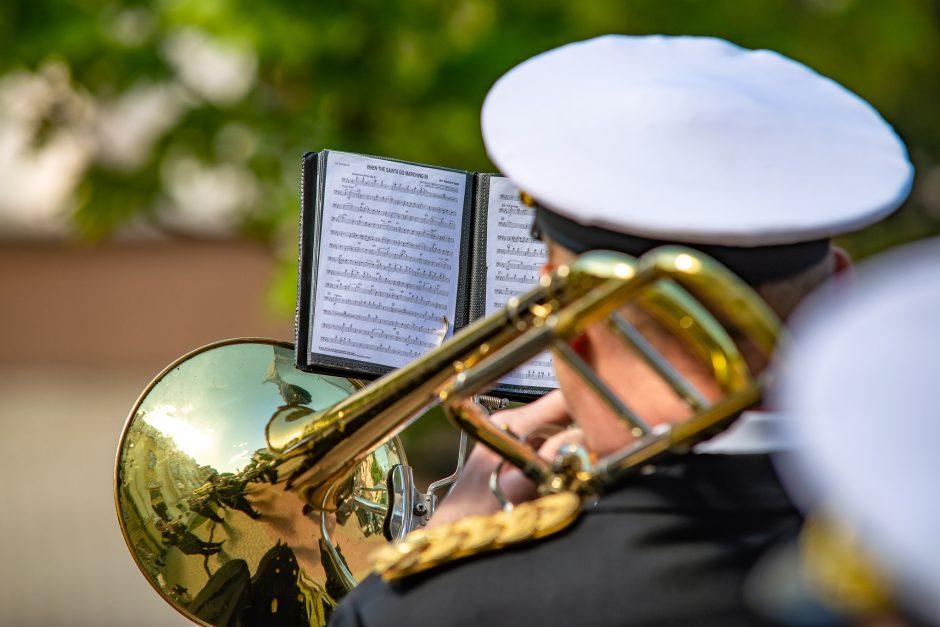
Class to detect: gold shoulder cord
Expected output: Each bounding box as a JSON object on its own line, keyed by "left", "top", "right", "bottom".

{"left": 800, "top": 514, "right": 893, "bottom": 618}
{"left": 369, "top": 492, "right": 582, "bottom": 581}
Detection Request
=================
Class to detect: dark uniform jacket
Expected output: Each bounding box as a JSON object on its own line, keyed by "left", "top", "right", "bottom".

{"left": 329, "top": 454, "right": 802, "bottom": 627}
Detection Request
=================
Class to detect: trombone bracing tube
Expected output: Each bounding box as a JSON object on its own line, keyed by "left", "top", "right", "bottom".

{"left": 114, "top": 246, "right": 783, "bottom": 627}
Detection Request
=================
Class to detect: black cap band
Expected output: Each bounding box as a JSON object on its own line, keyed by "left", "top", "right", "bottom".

{"left": 535, "top": 207, "right": 830, "bottom": 285}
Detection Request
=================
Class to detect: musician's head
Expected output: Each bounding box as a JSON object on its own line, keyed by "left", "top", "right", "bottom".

{"left": 482, "top": 35, "right": 912, "bottom": 455}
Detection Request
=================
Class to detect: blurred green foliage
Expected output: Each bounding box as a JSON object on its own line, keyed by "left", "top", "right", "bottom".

{"left": 4, "top": 0, "right": 940, "bottom": 268}
{"left": 4, "top": 0, "right": 939, "bottom": 481}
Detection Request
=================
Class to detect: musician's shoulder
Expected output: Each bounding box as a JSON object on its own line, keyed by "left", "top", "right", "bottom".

{"left": 369, "top": 492, "right": 582, "bottom": 581}
{"left": 330, "top": 457, "right": 800, "bottom": 627}
{"left": 331, "top": 492, "right": 592, "bottom": 627}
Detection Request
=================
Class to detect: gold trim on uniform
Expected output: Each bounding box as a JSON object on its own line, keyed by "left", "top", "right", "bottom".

{"left": 799, "top": 514, "right": 893, "bottom": 617}
{"left": 369, "top": 492, "right": 582, "bottom": 581}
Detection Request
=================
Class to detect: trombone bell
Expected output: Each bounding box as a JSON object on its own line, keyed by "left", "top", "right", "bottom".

{"left": 114, "top": 339, "right": 405, "bottom": 626}
{"left": 114, "top": 246, "right": 783, "bottom": 625}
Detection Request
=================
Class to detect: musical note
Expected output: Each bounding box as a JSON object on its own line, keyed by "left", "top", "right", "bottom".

{"left": 324, "top": 271, "right": 449, "bottom": 296}
{"left": 321, "top": 323, "right": 438, "bottom": 349}
{"left": 482, "top": 175, "right": 556, "bottom": 389}
{"left": 497, "top": 218, "right": 530, "bottom": 230}
{"left": 519, "top": 369, "right": 556, "bottom": 381}
{"left": 322, "top": 294, "right": 446, "bottom": 320}
{"left": 322, "top": 308, "right": 440, "bottom": 335}
{"left": 324, "top": 285, "right": 448, "bottom": 312}
{"left": 331, "top": 194, "right": 457, "bottom": 221}
{"left": 502, "top": 359, "right": 558, "bottom": 386}
{"left": 327, "top": 241, "right": 452, "bottom": 271}
{"left": 495, "top": 259, "right": 542, "bottom": 272}
{"left": 332, "top": 215, "right": 455, "bottom": 244}
{"left": 310, "top": 151, "right": 465, "bottom": 371}
{"left": 340, "top": 175, "right": 459, "bottom": 203}
{"left": 320, "top": 335, "right": 423, "bottom": 360}
{"left": 327, "top": 256, "right": 451, "bottom": 284}
{"left": 497, "top": 206, "right": 531, "bottom": 216}
{"left": 328, "top": 229, "right": 451, "bottom": 256}
{"left": 495, "top": 245, "right": 546, "bottom": 259}
{"left": 494, "top": 272, "right": 537, "bottom": 286}
{"left": 497, "top": 234, "right": 535, "bottom": 243}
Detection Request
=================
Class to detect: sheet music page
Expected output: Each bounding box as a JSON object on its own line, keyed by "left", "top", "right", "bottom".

{"left": 484, "top": 176, "right": 558, "bottom": 389}
{"left": 309, "top": 151, "right": 466, "bottom": 369}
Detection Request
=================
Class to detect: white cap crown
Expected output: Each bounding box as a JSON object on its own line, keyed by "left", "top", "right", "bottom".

{"left": 482, "top": 35, "right": 913, "bottom": 246}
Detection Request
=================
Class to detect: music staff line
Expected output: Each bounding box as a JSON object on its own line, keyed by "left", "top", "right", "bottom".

{"left": 495, "top": 260, "right": 541, "bottom": 272}
{"left": 494, "top": 273, "right": 538, "bottom": 286}
{"left": 489, "top": 302, "right": 557, "bottom": 324}
{"left": 327, "top": 241, "right": 452, "bottom": 271}
{"left": 324, "top": 286, "right": 448, "bottom": 313}
{"left": 320, "top": 335, "right": 422, "bottom": 360}
{"left": 497, "top": 206, "right": 532, "bottom": 216}
{"left": 332, "top": 190, "right": 457, "bottom": 222}
{"left": 327, "top": 256, "right": 451, "bottom": 285}
{"left": 321, "top": 322, "right": 438, "bottom": 350}
{"left": 497, "top": 219, "right": 530, "bottom": 230}
{"left": 329, "top": 229, "right": 451, "bottom": 256}
{"left": 506, "top": 369, "right": 557, "bottom": 382}
{"left": 332, "top": 215, "right": 455, "bottom": 244}
{"left": 341, "top": 175, "right": 459, "bottom": 203}
{"left": 322, "top": 308, "right": 441, "bottom": 336}
{"left": 505, "top": 356, "right": 553, "bottom": 373}
{"left": 325, "top": 270, "right": 448, "bottom": 297}
{"left": 494, "top": 246, "right": 546, "bottom": 258}
{"left": 323, "top": 294, "right": 447, "bottom": 321}
{"left": 490, "top": 294, "right": 550, "bottom": 311}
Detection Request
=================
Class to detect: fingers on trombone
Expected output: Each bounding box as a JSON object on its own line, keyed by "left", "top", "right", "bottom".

{"left": 490, "top": 428, "right": 586, "bottom": 509}
{"left": 492, "top": 389, "right": 572, "bottom": 439}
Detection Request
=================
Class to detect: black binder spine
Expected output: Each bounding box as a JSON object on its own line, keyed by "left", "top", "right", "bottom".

{"left": 294, "top": 151, "right": 320, "bottom": 371}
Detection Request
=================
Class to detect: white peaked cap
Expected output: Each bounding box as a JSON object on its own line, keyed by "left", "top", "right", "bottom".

{"left": 482, "top": 35, "right": 914, "bottom": 246}
{"left": 772, "top": 237, "right": 940, "bottom": 622}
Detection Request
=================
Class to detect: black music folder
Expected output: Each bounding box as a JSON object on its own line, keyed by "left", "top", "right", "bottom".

{"left": 295, "top": 149, "right": 557, "bottom": 399}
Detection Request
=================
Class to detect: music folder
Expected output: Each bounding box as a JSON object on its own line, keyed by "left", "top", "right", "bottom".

{"left": 295, "top": 149, "right": 557, "bottom": 400}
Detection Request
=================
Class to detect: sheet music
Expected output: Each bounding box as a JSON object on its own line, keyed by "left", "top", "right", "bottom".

{"left": 484, "top": 176, "right": 558, "bottom": 389}
{"left": 310, "top": 152, "right": 466, "bottom": 369}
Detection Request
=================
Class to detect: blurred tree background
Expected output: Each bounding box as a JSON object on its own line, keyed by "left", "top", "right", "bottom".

{"left": 2, "top": 0, "right": 939, "bottom": 476}
{"left": 4, "top": 0, "right": 940, "bottom": 269}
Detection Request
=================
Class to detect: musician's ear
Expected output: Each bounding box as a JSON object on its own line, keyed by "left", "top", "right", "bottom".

{"left": 832, "top": 246, "right": 851, "bottom": 274}
{"left": 831, "top": 245, "right": 853, "bottom": 284}
{"left": 541, "top": 237, "right": 561, "bottom": 276}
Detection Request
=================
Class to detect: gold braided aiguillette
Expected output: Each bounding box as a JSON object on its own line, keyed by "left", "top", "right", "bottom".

{"left": 369, "top": 492, "right": 581, "bottom": 581}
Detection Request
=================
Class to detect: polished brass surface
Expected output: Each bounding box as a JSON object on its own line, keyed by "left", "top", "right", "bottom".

{"left": 439, "top": 247, "right": 780, "bottom": 495}
{"left": 115, "top": 339, "right": 403, "bottom": 626}
{"left": 271, "top": 246, "right": 781, "bottom": 504}
{"left": 116, "top": 246, "right": 782, "bottom": 625}
{"left": 798, "top": 513, "right": 892, "bottom": 616}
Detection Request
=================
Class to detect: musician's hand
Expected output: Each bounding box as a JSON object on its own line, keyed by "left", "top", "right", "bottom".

{"left": 427, "top": 390, "right": 584, "bottom": 528}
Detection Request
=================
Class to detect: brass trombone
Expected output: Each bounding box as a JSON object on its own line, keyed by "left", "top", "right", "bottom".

{"left": 115, "top": 246, "right": 781, "bottom": 626}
